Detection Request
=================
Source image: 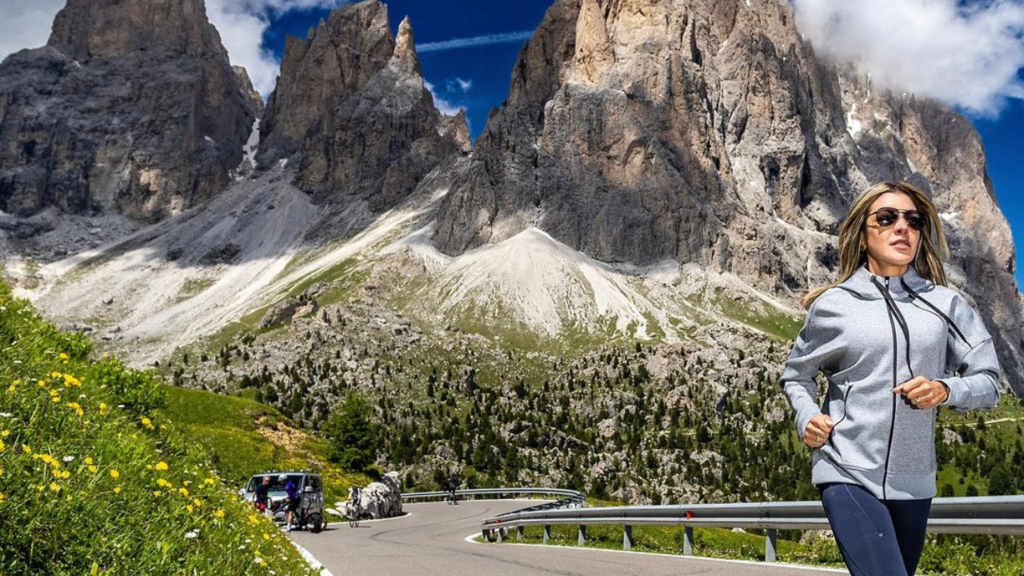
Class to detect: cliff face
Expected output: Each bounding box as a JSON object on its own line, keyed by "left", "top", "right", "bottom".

{"left": 257, "top": 1, "right": 467, "bottom": 212}
{"left": 0, "top": 0, "right": 260, "bottom": 222}
{"left": 428, "top": 0, "right": 1023, "bottom": 391}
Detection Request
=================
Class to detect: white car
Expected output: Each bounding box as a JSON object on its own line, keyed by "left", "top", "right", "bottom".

{"left": 240, "top": 471, "right": 326, "bottom": 532}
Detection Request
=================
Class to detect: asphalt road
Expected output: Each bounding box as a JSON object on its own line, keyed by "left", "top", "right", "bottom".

{"left": 289, "top": 500, "right": 846, "bottom": 576}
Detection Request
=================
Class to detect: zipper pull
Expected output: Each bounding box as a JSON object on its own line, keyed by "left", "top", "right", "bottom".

{"left": 884, "top": 277, "right": 890, "bottom": 290}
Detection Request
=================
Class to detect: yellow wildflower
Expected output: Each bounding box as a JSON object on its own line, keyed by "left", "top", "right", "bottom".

{"left": 204, "top": 478, "right": 216, "bottom": 486}
{"left": 84, "top": 457, "right": 93, "bottom": 465}
{"left": 186, "top": 505, "right": 194, "bottom": 513}
{"left": 62, "top": 373, "right": 81, "bottom": 387}
{"left": 67, "top": 402, "right": 84, "bottom": 417}
{"left": 214, "top": 509, "right": 225, "bottom": 519}
{"left": 157, "top": 479, "right": 171, "bottom": 488}
{"left": 37, "top": 380, "right": 45, "bottom": 387}
{"left": 51, "top": 396, "right": 60, "bottom": 403}
{"left": 178, "top": 487, "right": 189, "bottom": 497}
{"left": 153, "top": 491, "right": 162, "bottom": 498}
{"left": 113, "top": 487, "right": 121, "bottom": 494}
{"left": 22, "top": 445, "right": 31, "bottom": 454}
{"left": 0, "top": 492, "right": 5, "bottom": 503}
{"left": 141, "top": 418, "right": 154, "bottom": 430}
{"left": 49, "top": 483, "right": 61, "bottom": 493}
{"left": 59, "top": 353, "right": 68, "bottom": 360}
{"left": 110, "top": 469, "right": 119, "bottom": 479}
{"left": 50, "top": 371, "right": 62, "bottom": 379}
{"left": 263, "top": 533, "right": 270, "bottom": 540}
{"left": 88, "top": 465, "right": 98, "bottom": 474}
{"left": 192, "top": 498, "right": 202, "bottom": 508}
{"left": 0, "top": 440, "right": 4, "bottom": 453}
{"left": 1, "top": 431, "right": 8, "bottom": 438}
{"left": 35, "top": 454, "right": 60, "bottom": 469}
{"left": 6, "top": 382, "right": 16, "bottom": 393}
{"left": 99, "top": 403, "right": 108, "bottom": 415}
{"left": 59, "top": 470, "right": 71, "bottom": 479}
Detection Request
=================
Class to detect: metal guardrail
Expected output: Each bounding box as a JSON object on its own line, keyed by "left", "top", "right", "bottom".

{"left": 481, "top": 495, "right": 1024, "bottom": 562}
{"left": 403, "top": 487, "right": 586, "bottom": 503}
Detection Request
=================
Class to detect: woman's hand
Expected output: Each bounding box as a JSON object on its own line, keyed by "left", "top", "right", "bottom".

{"left": 893, "top": 377, "right": 949, "bottom": 409}
{"left": 804, "top": 414, "right": 834, "bottom": 448}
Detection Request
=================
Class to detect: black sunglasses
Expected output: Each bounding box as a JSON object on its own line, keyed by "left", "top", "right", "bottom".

{"left": 869, "top": 207, "right": 926, "bottom": 231}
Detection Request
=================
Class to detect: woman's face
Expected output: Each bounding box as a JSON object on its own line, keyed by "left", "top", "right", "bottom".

{"left": 862, "top": 192, "right": 921, "bottom": 277}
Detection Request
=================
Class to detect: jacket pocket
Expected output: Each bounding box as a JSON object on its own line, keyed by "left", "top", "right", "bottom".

{"left": 888, "top": 407, "right": 936, "bottom": 476}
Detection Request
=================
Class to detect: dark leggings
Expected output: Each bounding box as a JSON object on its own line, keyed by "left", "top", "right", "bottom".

{"left": 820, "top": 483, "right": 932, "bottom": 576}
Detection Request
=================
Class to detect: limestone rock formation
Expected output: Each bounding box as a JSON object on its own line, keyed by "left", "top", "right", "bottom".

{"left": 0, "top": 0, "right": 260, "bottom": 222}
{"left": 351, "top": 472, "right": 403, "bottom": 519}
{"left": 257, "top": 2, "right": 465, "bottom": 212}
{"left": 429, "top": 0, "right": 1024, "bottom": 391}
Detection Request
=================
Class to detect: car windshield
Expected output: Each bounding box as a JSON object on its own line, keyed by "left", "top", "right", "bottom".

{"left": 248, "top": 474, "right": 304, "bottom": 493}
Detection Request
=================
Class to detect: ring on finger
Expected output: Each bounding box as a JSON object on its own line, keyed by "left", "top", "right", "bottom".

{"left": 913, "top": 397, "right": 921, "bottom": 405}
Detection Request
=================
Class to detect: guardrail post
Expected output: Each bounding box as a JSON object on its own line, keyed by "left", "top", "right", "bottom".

{"left": 516, "top": 526, "right": 524, "bottom": 541}
{"left": 623, "top": 525, "right": 634, "bottom": 551}
{"left": 765, "top": 529, "right": 777, "bottom": 562}
{"left": 543, "top": 525, "right": 551, "bottom": 544}
{"left": 497, "top": 528, "right": 504, "bottom": 543}
{"left": 683, "top": 526, "right": 693, "bottom": 555}
{"left": 483, "top": 528, "right": 491, "bottom": 542}
{"left": 578, "top": 524, "right": 586, "bottom": 546}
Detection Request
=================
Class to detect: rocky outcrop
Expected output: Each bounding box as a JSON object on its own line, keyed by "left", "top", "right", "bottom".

{"left": 428, "top": 0, "right": 1024, "bottom": 391}
{"left": 0, "top": 0, "right": 260, "bottom": 222}
{"left": 356, "top": 472, "right": 403, "bottom": 519}
{"left": 257, "top": 2, "right": 465, "bottom": 212}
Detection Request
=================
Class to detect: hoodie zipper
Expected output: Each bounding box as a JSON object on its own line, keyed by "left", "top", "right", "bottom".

{"left": 881, "top": 276, "right": 898, "bottom": 500}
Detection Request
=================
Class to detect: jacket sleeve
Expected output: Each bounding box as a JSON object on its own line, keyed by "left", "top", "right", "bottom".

{"left": 937, "top": 294, "right": 1001, "bottom": 412}
{"left": 781, "top": 295, "right": 844, "bottom": 438}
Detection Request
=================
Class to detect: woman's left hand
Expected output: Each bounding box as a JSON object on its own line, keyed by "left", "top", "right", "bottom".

{"left": 893, "top": 377, "right": 949, "bottom": 409}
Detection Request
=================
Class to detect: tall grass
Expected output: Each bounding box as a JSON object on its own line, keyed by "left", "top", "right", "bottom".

{"left": 0, "top": 282, "right": 318, "bottom": 576}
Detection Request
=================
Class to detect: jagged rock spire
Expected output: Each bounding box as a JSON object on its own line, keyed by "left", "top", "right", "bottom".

{"left": 392, "top": 16, "right": 422, "bottom": 76}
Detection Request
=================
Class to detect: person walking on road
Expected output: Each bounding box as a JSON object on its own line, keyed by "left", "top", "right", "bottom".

{"left": 283, "top": 476, "right": 301, "bottom": 532}
{"left": 781, "top": 181, "right": 1001, "bottom": 576}
{"left": 253, "top": 475, "right": 271, "bottom": 515}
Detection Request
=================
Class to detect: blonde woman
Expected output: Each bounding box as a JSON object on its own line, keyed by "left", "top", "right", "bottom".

{"left": 781, "top": 181, "right": 1001, "bottom": 576}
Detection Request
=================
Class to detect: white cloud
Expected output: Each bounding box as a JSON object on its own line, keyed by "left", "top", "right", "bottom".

{"left": 424, "top": 80, "right": 464, "bottom": 116}
{"left": 418, "top": 31, "right": 533, "bottom": 53}
{"left": 0, "top": 0, "right": 66, "bottom": 62}
{"left": 793, "top": 0, "right": 1024, "bottom": 115}
{"left": 206, "top": 0, "right": 343, "bottom": 98}
{"left": 446, "top": 77, "right": 473, "bottom": 93}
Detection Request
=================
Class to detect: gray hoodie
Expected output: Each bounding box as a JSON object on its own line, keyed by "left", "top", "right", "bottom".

{"left": 782, "top": 265, "right": 1001, "bottom": 500}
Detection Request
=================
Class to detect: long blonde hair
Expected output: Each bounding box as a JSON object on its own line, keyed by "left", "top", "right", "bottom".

{"left": 801, "top": 181, "right": 950, "bottom": 309}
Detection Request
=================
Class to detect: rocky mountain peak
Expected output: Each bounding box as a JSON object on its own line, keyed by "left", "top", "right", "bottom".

{"left": 0, "top": 0, "right": 257, "bottom": 224}
{"left": 258, "top": 1, "right": 465, "bottom": 213}
{"left": 48, "top": 0, "right": 222, "bottom": 62}
{"left": 392, "top": 16, "right": 422, "bottom": 77}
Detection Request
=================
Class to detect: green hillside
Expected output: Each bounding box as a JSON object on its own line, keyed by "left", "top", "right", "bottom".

{"left": 0, "top": 281, "right": 318, "bottom": 576}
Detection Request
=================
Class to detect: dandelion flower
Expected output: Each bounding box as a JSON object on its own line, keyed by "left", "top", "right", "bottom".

{"left": 0, "top": 492, "right": 5, "bottom": 503}
{"left": 215, "top": 509, "right": 225, "bottom": 518}
{"left": 84, "top": 457, "right": 93, "bottom": 465}
{"left": 114, "top": 487, "right": 121, "bottom": 494}
{"left": 157, "top": 479, "right": 171, "bottom": 488}
{"left": 59, "top": 353, "right": 68, "bottom": 360}
{"left": 88, "top": 465, "right": 98, "bottom": 474}
{"left": 22, "top": 445, "right": 31, "bottom": 454}
{"left": 153, "top": 491, "right": 162, "bottom": 498}
{"left": 49, "top": 483, "right": 61, "bottom": 492}
{"left": 0, "top": 440, "right": 5, "bottom": 453}
{"left": 178, "top": 487, "right": 189, "bottom": 497}
{"left": 155, "top": 461, "right": 168, "bottom": 471}
{"left": 204, "top": 478, "right": 216, "bottom": 485}
{"left": 99, "top": 403, "right": 108, "bottom": 415}
{"left": 186, "top": 505, "right": 194, "bottom": 513}
{"left": 141, "top": 417, "right": 154, "bottom": 430}
{"left": 110, "top": 469, "right": 119, "bottom": 479}
{"left": 193, "top": 498, "right": 202, "bottom": 508}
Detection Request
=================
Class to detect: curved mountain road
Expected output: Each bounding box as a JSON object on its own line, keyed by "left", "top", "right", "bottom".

{"left": 289, "top": 500, "right": 845, "bottom": 575}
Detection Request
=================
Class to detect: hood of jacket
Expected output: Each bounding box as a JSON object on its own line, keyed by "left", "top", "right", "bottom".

{"left": 836, "top": 264, "right": 935, "bottom": 300}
